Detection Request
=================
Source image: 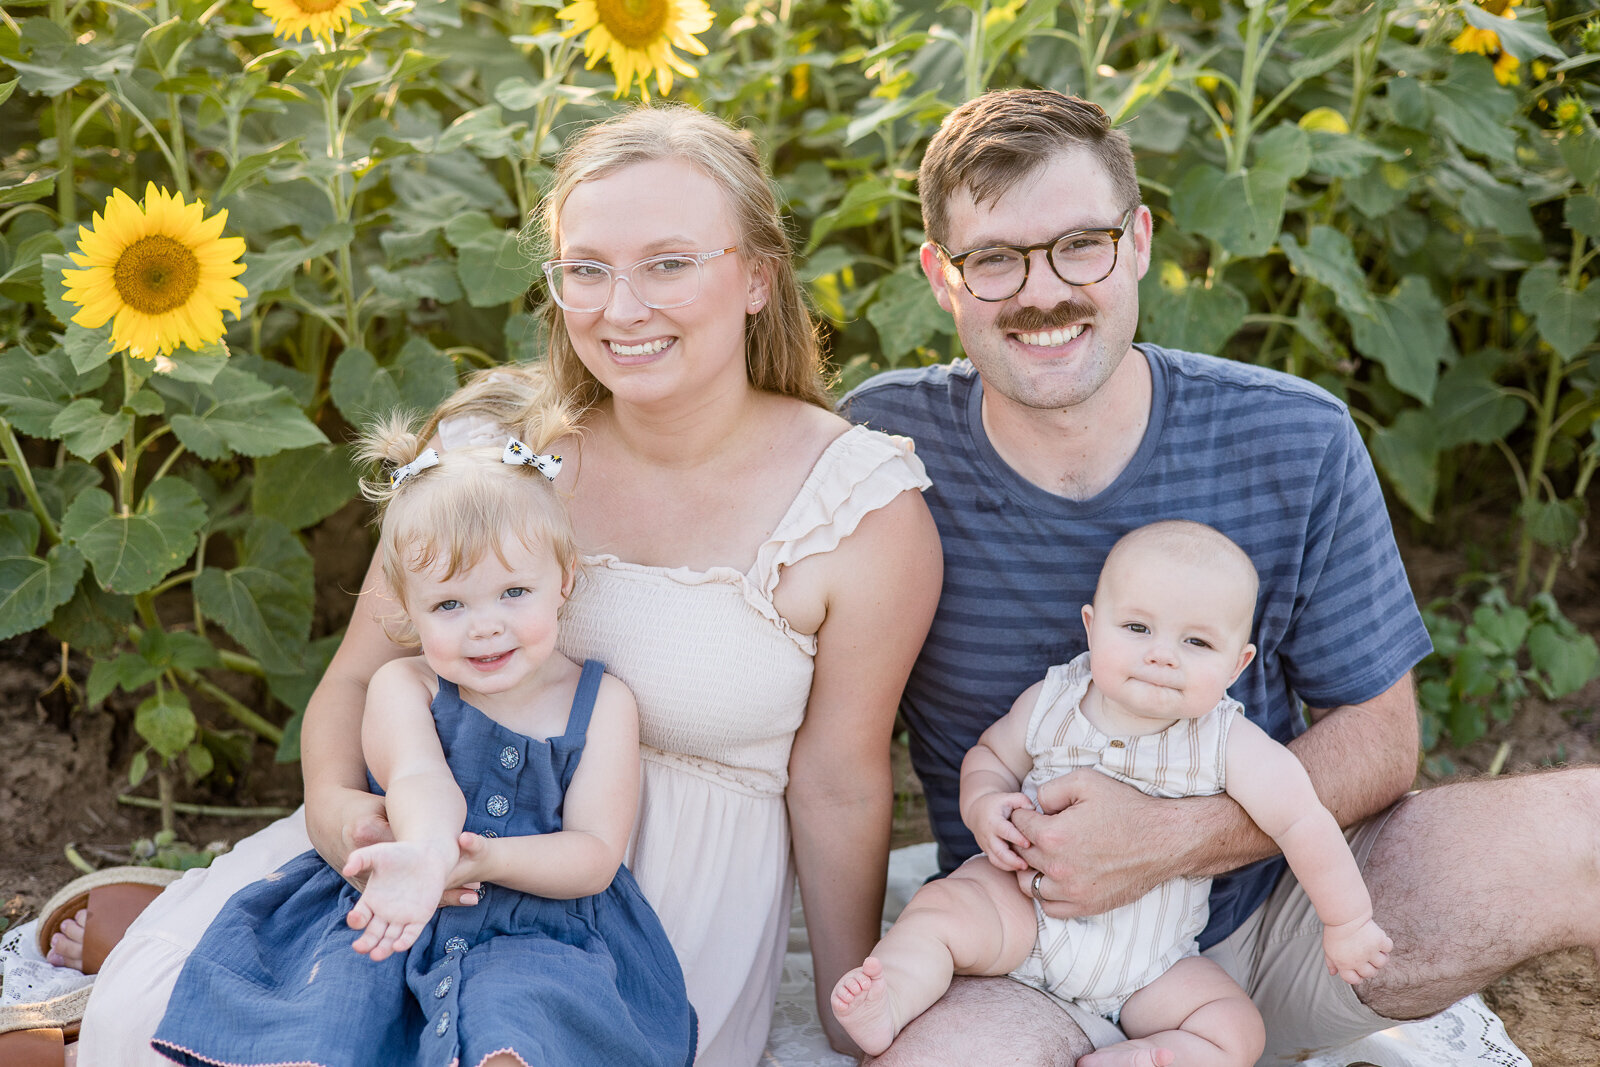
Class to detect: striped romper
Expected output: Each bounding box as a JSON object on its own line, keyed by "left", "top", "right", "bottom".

{"left": 1008, "top": 653, "right": 1240, "bottom": 1020}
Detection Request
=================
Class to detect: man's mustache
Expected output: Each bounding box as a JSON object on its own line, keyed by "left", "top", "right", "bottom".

{"left": 995, "top": 300, "right": 1096, "bottom": 333}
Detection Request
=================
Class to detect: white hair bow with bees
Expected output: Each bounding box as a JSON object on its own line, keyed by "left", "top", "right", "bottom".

{"left": 389, "top": 448, "right": 440, "bottom": 487}
{"left": 503, "top": 438, "right": 562, "bottom": 481}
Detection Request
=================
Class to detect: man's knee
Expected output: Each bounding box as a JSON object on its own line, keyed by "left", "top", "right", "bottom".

{"left": 865, "top": 975, "right": 1092, "bottom": 1067}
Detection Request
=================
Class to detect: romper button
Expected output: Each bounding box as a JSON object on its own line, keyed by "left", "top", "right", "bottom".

{"left": 434, "top": 976, "right": 453, "bottom": 998}
{"left": 499, "top": 745, "right": 520, "bottom": 769}
{"left": 486, "top": 794, "right": 510, "bottom": 817}
{"left": 436, "top": 1011, "right": 450, "bottom": 1036}
{"left": 481, "top": 830, "right": 498, "bottom": 838}
{"left": 1108, "top": 739, "right": 1125, "bottom": 748}
{"left": 444, "top": 936, "right": 469, "bottom": 954}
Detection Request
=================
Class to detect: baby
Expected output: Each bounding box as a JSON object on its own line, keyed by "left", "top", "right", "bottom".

{"left": 833, "top": 519, "right": 1391, "bottom": 1067}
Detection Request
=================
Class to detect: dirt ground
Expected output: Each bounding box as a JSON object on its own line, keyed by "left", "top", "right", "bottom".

{"left": 3, "top": 521, "right": 1599, "bottom": 1063}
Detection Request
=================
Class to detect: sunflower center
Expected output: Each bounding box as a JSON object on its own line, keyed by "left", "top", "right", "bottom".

{"left": 290, "top": 0, "right": 347, "bottom": 13}
{"left": 113, "top": 235, "right": 201, "bottom": 316}
{"left": 595, "top": 0, "right": 669, "bottom": 48}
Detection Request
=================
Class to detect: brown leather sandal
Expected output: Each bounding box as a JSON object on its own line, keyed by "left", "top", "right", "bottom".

{"left": 33, "top": 866, "right": 183, "bottom": 974}
{"left": 0, "top": 866, "right": 184, "bottom": 1065}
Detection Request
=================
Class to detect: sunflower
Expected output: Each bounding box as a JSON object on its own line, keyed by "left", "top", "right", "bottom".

{"left": 62, "top": 184, "right": 248, "bottom": 361}
{"left": 558, "top": 0, "right": 714, "bottom": 100}
{"left": 253, "top": 0, "right": 366, "bottom": 43}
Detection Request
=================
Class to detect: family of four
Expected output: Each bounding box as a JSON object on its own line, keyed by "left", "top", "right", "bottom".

{"left": 48, "top": 89, "right": 1600, "bottom": 1067}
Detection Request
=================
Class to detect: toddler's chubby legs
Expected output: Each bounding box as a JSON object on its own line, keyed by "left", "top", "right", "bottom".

{"left": 832, "top": 857, "right": 1038, "bottom": 1056}
{"left": 1078, "top": 956, "right": 1263, "bottom": 1067}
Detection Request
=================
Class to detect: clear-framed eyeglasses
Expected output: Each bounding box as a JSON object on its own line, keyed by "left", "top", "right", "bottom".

{"left": 540, "top": 247, "right": 739, "bottom": 313}
{"left": 934, "top": 210, "right": 1135, "bottom": 302}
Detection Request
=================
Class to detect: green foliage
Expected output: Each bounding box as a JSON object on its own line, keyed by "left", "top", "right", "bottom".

{"left": 0, "top": 0, "right": 1597, "bottom": 790}
{"left": 1418, "top": 584, "right": 1600, "bottom": 749}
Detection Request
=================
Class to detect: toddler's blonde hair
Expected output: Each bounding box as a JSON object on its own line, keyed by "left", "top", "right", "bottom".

{"left": 357, "top": 412, "right": 579, "bottom": 645}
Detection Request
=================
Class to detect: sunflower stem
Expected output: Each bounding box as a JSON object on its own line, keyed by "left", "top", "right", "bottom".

{"left": 50, "top": 0, "right": 77, "bottom": 224}
{"left": 0, "top": 418, "right": 61, "bottom": 545}
{"left": 321, "top": 73, "right": 362, "bottom": 352}
{"left": 118, "top": 355, "right": 139, "bottom": 516}
{"left": 179, "top": 669, "right": 284, "bottom": 743}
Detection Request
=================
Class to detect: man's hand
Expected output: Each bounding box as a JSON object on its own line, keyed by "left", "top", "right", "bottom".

{"left": 967, "top": 791, "right": 1035, "bottom": 871}
{"left": 1010, "top": 768, "right": 1185, "bottom": 919}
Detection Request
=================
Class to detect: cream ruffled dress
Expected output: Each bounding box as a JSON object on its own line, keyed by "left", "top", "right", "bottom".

{"left": 555, "top": 425, "right": 928, "bottom": 1065}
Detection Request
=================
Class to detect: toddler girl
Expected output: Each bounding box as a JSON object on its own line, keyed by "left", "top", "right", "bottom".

{"left": 150, "top": 423, "right": 695, "bottom": 1067}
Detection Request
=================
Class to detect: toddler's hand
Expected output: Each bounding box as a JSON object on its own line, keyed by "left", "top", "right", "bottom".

{"left": 342, "top": 838, "right": 458, "bottom": 961}
{"left": 1323, "top": 914, "right": 1392, "bottom": 985}
{"left": 970, "top": 791, "right": 1035, "bottom": 871}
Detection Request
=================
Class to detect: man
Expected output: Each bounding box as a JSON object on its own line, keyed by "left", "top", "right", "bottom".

{"left": 842, "top": 88, "right": 1600, "bottom": 1065}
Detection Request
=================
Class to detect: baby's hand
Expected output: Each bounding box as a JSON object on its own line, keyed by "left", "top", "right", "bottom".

{"left": 342, "top": 839, "right": 458, "bottom": 961}
{"left": 970, "top": 792, "right": 1035, "bottom": 871}
{"left": 1322, "top": 914, "right": 1392, "bottom": 985}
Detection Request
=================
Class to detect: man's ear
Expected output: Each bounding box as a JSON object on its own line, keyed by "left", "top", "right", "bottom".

{"left": 920, "top": 242, "right": 956, "bottom": 314}
{"left": 1081, "top": 603, "right": 1095, "bottom": 647}
{"left": 1229, "top": 643, "right": 1257, "bottom": 685}
{"left": 1130, "top": 204, "right": 1154, "bottom": 281}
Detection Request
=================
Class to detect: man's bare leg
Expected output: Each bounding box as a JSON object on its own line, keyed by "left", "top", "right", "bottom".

{"left": 863, "top": 974, "right": 1095, "bottom": 1067}
{"left": 1355, "top": 766, "right": 1600, "bottom": 1019}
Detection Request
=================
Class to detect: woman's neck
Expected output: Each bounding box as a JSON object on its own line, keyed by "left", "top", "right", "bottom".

{"left": 603, "top": 379, "right": 771, "bottom": 470}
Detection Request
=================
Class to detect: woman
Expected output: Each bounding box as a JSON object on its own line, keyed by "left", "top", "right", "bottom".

{"left": 75, "top": 105, "right": 942, "bottom": 1066}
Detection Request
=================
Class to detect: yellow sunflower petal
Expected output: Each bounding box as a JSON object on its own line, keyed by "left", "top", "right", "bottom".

{"left": 61, "top": 185, "right": 249, "bottom": 359}
{"left": 559, "top": 0, "right": 713, "bottom": 99}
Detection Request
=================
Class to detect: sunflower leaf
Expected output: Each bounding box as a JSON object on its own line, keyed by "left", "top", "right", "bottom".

{"left": 39, "top": 254, "right": 78, "bottom": 324}
{"left": 0, "top": 172, "right": 55, "bottom": 206}
{"left": 216, "top": 141, "right": 309, "bottom": 205}
{"left": 251, "top": 443, "right": 359, "bottom": 531}
{"left": 135, "top": 689, "right": 196, "bottom": 762}
{"left": 46, "top": 580, "right": 135, "bottom": 656}
{"left": 444, "top": 211, "right": 536, "bottom": 307}
{"left": 163, "top": 365, "right": 328, "bottom": 460}
{"left": 51, "top": 398, "right": 133, "bottom": 460}
{"left": 241, "top": 223, "right": 356, "bottom": 300}
{"left": 192, "top": 517, "right": 314, "bottom": 675}
{"left": 329, "top": 347, "right": 401, "bottom": 427}
{"left": 0, "top": 346, "right": 83, "bottom": 438}
{"left": 0, "top": 535, "right": 86, "bottom": 642}
{"left": 63, "top": 322, "right": 116, "bottom": 374}
{"left": 60, "top": 481, "right": 207, "bottom": 595}
{"left": 158, "top": 341, "right": 230, "bottom": 385}
{"left": 1348, "top": 275, "right": 1454, "bottom": 404}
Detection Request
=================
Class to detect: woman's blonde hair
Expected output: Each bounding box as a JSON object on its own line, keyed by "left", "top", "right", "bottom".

{"left": 358, "top": 413, "right": 578, "bottom": 646}
{"left": 533, "top": 105, "right": 832, "bottom": 411}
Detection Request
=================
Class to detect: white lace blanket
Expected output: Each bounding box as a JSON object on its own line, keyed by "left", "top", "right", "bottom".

{"left": 762, "top": 843, "right": 1531, "bottom": 1067}
{"left": 1, "top": 918, "right": 94, "bottom": 1007}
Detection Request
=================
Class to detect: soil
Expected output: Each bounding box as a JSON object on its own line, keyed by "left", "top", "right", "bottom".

{"left": 2, "top": 518, "right": 1598, "bottom": 1063}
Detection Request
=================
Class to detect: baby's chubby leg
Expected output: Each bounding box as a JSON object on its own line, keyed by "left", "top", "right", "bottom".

{"left": 1078, "top": 956, "right": 1263, "bottom": 1067}
{"left": 832, "top": 856, "right": 1038, "bottom": 1056}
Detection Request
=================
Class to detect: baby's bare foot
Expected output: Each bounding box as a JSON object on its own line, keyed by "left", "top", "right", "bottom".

{"left": 1076, "top": 1040, "right": 1176, "bottom": 1067}
{"left": 46, "top": 907, "right": 88, "bottom": 970}
{"left": 830, "top": 956, "right": 901, "bottom": 1057}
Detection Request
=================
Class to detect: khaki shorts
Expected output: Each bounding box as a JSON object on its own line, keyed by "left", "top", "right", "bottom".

{"left": 1038, "top": 800, "right": 1410, "bottom": 1065}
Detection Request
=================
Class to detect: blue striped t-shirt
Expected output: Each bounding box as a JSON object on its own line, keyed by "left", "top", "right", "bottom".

{"left": 841, "top": 345, "right": 1432, "bottom": 948}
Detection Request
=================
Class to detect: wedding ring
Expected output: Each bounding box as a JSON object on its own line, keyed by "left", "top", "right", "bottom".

{"left": 1030, "top": 870, "right": 1046, "bottom": 903}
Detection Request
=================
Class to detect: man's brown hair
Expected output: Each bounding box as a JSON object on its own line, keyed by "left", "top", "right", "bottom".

{"left": 918, "top": 89, "right": 1140, "bottom": 246}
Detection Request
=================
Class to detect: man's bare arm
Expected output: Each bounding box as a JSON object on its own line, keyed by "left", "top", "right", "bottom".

{"left": 1012, "top": 672, "right": 1418, "bottom": 919}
